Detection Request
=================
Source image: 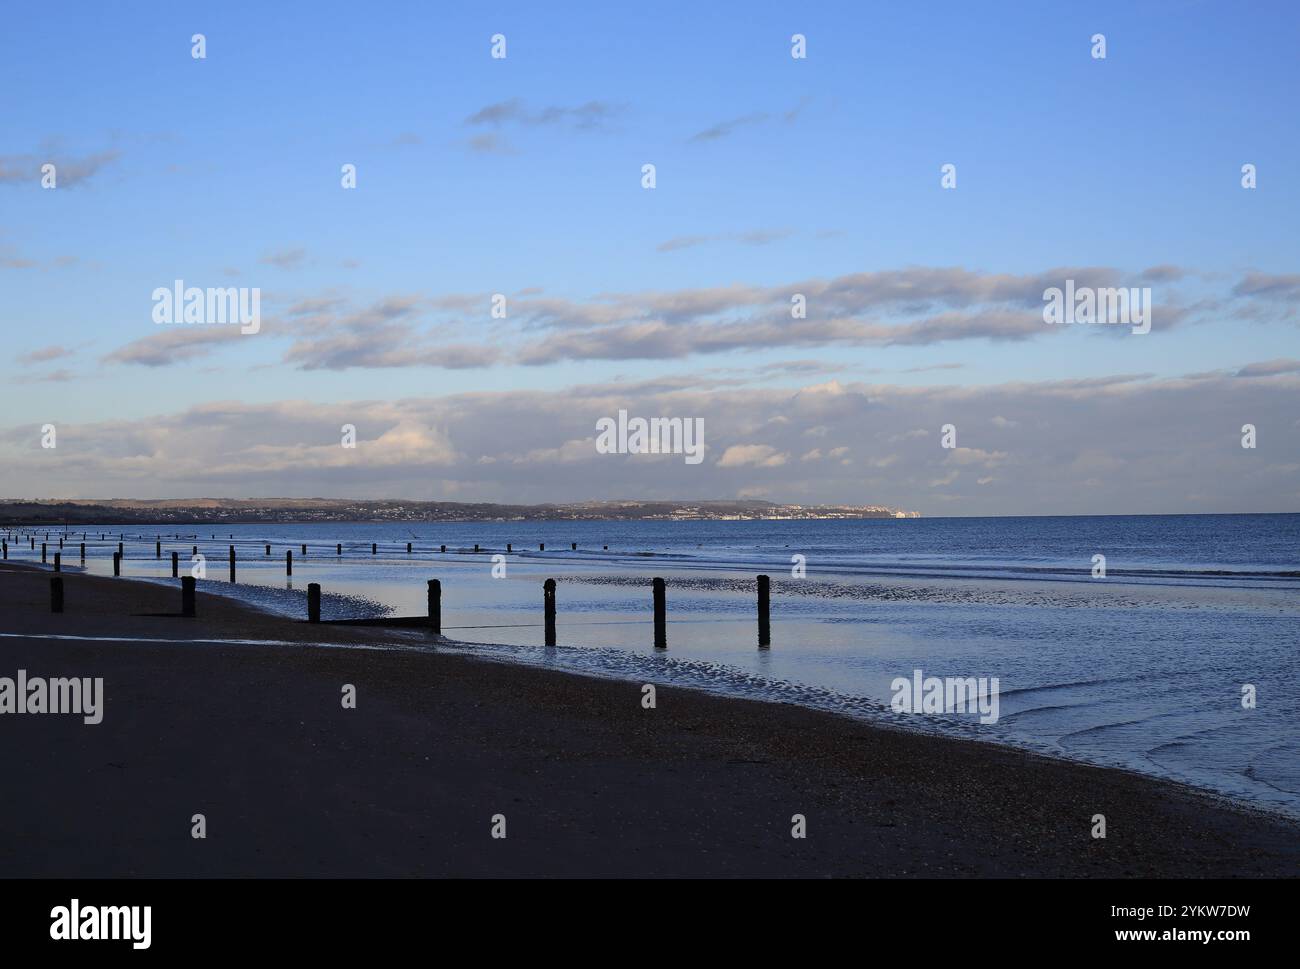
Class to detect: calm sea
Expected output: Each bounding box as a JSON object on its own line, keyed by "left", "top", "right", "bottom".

{"left": 10, "top": 514, "right": 1300, "bottom": 816}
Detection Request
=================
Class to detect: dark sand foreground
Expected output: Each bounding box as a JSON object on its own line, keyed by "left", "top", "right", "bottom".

{"left": 1, "top": 562, "right": 1296, "bottom": 878}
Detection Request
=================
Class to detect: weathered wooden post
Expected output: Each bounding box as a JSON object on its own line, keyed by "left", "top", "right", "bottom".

{"left": 229, "top": 545, "right": 236, "bottom": 583}
{"left": 653, "top": 577, "right": 667, "bottom": 648}
{"left": 427, "top": 579, "right": 441, "bottom": 634}
{"left": 50, "top": 577, "right": 64, "bottom": 613}
{"left": 571, "top": 542, "right": 577, "bottom": 551}
{"left": 539, "top": 543, "right": 545, "bottom": 551}
{"left": 301, "top": 544, "right": 307, "bottom": 556}
{"left": 156, "top": 540, "right": 162, "bottom": 559}
{"left": 41, "top": 542, "right": 47, "bottom": 563}
{"left": 181, "top": 576, "right": 196, "bottom": 617}
{"left": 406, "top": 542, "right": 412, "bottom": 553}
{"left": 53, "top": 552, "right": 61, "bottom": 572}
{"left": 336, "top": 543, "right": 342, "bottom": 556}
{"left": 544, "top": 578, "right": 556, "bottom": 647}
{"left": 2, "top": 542, "right": 7, "bottom": 559}
{"left": 113, "top": 552, "right": 121, "bottom": 576}
{"left": 474, "top": 544, "right": 480, "bottom": 553}
{"left": 80, "top": 542, "right": 86, "bottom": 563}
{"left": 757, "top": 574, "right": 771, "bottom": 647}
{"left": 372, "top": 543, "right": 377, "bottom": 555}
{"left": 307, "top": 583, "right": 321, "bottom": 623}
{"left": 265, "top": 544, "right": 271, "bottom": 555}
{"left": 507, "top": 543, "right": 512, "bottom": 552}
{"left": 286, "top": 550, "right": 292, "bottom": 576}
{"left": 171, "top": 551, "right": 179, "bottom": 578}
{"left": 440, "top": 544, "right": 446, "bottom": 553}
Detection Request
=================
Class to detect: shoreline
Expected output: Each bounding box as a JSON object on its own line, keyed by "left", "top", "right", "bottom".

{"left": 2, "top": 561, "right": 1298, "bottom": 877}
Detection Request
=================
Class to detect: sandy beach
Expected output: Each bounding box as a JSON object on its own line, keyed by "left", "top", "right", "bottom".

{"left": 1, "top": 561, "right": 1297, "bottom": 878}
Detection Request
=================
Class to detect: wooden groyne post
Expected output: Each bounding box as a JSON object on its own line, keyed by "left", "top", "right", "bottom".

{"left": 286, "top": 550, "right": 293, "bottom": 576}
{"left": 544, "top": 578, "right": 556, "bottom": 647}
{"left": 428, "top": 579, "right": 441, "bottom": 634}
{"left": 156, "top": 540, "right": 161, "bottom": 559}
{"left": 757, "top": 574, "right": 771, "bottom": 647}
{"left": 307, "top": 583, "right": 321, "bottom": 624}
{"left": 229, "top": 545, "right": 236, "bottom": 583}
{"left": 113, "top": 552, "right": 121, "bottom": 576}
{"left": 53, "top": 552, "right": 61, "bottom": 572}
{"left": 653, "top": 577, "right": 667, "bottom": 648}
{"left": 171, "top": 551, "right": 179, "bottom": 578}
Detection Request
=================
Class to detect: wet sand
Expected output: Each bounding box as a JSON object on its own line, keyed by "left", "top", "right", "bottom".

{"left": 1, "top": 562, "right": 1297, "bottom": 877}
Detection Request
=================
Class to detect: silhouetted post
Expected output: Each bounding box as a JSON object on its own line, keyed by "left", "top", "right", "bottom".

{"left": 117, "top": 541, "right": 123, "bottom": 557}
{"left": 571, "top": 542, "right": 577, "bottom": 551}
{"left": 2, "top": 542, "right": 7, "bottom": 560}
{"left": 53, "top": 552, "right": 61, "bottom": 572}
{"left": 80, "top": 543, "right": 86, "bottom": 562}
{"left": 156, "top": 540, "right": 161, "bottom": 559}
{"left": 544, "top": 578, "right": 556, "bottom": 647}
{"left": 653, "top": 577, "right": 667, "bottom": 648}
{"left": 50, "top": 577, "right": 63, "bottom": 613}
{"left": 229, "top": 546, "right": 236, "bottom": 583}
{"left": 30, "top": 538, "right": 34, "bottom": 549}
{"left": 440, "top": 544, "right": 446, "bottom": 553}
{"left": 507, "top": 543, "right": 512, "bottom": 552}
{"left": 427, "top": 579, "right": 441, "bottom": 634}
{"left": 286, "top": 550, "right": 292, "bottom": 576}
{"left": 168, "top": 551, "right": 177, "bottom": 577}
{"left": 407, "top": 542, "right": 412, "bottom": 553}
{"left": 757, "top": 574, "right": 771, "bottom": 647}
{"left": 336, "top": 543, "right": 342, "bottom": 556}
{"left": 181, "top": 576, "right": 196, "bottom": 617}
{"left": 539, "top": 543, "right": 545, "bottom": 551}
{"left": 41, "top": 543, "right": 47, "bottom": 563}
{"left": 307, "top": 583, "right": 321, "bottom": 623}
{"left": 193, "top": 545, "right": 198, "bottom": 556}
{"left": 474, "top": 544, "right": 479, "bottom": 553}
{"left": 265, "top": 544, "right": 271, "bottom": 555}
{"left": 59, "top": 537, "right": 64, "bottom": 548}
{"left": 372, "top": 543, "right": 377, "bottom": 555}
{"left": 113, "top": 552, "right": 121, "bottom": 576}
{"left": 301, "top": 544, "right": 306, "bottom": 556}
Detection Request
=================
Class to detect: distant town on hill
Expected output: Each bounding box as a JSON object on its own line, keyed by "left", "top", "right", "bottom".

{"left": 0, "top": 498, "right": 919, "bottom": 525}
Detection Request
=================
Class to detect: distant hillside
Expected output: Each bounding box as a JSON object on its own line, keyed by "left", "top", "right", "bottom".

{"left": 0, "top": 498, "right": 918, "bottom": 525}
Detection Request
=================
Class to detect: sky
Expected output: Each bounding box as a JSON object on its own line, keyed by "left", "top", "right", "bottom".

{"left": 1, "top": 0, "right": 1298, "bottom": 515}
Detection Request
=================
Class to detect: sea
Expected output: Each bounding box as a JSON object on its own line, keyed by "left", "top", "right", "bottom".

{"left": 7, "top": 513, "right": 1299, "bottom": 817}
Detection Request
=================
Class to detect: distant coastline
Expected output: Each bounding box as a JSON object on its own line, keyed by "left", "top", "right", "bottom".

{"left": 0, "top": 497, "right": 920, "bottom": 526}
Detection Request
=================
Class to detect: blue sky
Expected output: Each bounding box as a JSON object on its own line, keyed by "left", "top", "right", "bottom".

{"left": 2, "top": 1, "right": 1298, "bottom": 512}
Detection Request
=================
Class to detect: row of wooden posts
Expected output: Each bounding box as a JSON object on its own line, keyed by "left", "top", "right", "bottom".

{"left": 4, "top": 536, "right": 603, "bottom": 567}
{"left": 5, "top": 530, "right": 595, "bottom": 554}
{"left": 41, "top": 573, "right": 775, "bottom": 648}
